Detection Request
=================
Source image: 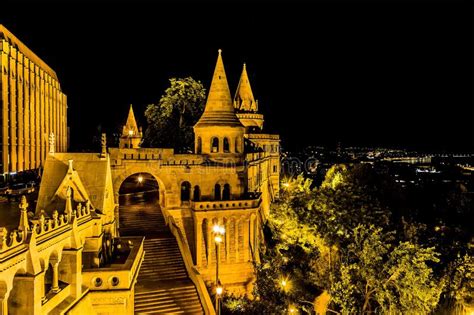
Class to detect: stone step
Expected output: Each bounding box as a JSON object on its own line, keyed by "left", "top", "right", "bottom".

{"left": 119, "top": 201, "right": 204, "bottom": 314}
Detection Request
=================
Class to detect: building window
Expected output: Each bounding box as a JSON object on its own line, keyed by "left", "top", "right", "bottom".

{"left": 223, "top": 184, "right": 231, "bottom": 200}
{"left": 211, "top": 137, "right": 219, "bottom": 153}
{"left": 197, "top": 137, "right": 202, "bottom": 154}
{"left": 193, "top": 185, "right": 201, "bottom": 201}
{"left": 214, "top": 184, "right": 221, "bottom": 200}
{"left": 181, "top": 181, "right": 191, "bottom": 201}
{"left": 273, "top": 165, "right": 278, "bottom": 173}
{"left": 223, "top": 138, "right": 230, "bottom": 153}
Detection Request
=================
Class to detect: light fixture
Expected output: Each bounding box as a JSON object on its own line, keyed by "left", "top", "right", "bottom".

{"left": 214, "top": 235, "right": 223, "bottom": 243}
{"left": 216, "top": 285, "right": 223, "bottom": 295}
{"left": 128, "top": 130, "right": 134, "bottom": 136}
{"left": 137, "top": 175, "right": 143, "bottom": 183}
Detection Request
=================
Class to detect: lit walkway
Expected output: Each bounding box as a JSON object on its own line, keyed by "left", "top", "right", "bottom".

{"left": 119, "top": 192, "right": 204, "bottom": 314}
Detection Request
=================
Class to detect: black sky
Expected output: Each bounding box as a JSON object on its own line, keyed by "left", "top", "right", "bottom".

{"left": 1, "top": 0, "right": 472, "bottom": 152}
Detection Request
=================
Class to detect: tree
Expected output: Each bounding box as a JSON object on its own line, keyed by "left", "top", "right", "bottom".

{"left": 330, "top": 225, "right": 443, "bottom": 314}
{"left": 143, "top": 77, "right": 206, "bottom": 151}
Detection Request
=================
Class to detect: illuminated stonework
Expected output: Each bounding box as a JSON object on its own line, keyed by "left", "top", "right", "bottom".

{"left": 110, "top": 50, "right": 280, "bottom": 296}
{"left": 0, "top": 48, "right": 279, "bottom": 314}
{"left": 0, "top": 25, "right": 68, "bottom": 174}
{"left": 119, "top": 105, "right": 142, "bottom": 149}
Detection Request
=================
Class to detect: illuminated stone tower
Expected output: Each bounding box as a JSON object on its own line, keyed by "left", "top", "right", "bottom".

{"left": 119, "top": 104, "right": 142, "bottom": 148}
{"left": 234, "top": 64, "right": 264, "bottom": 132}
{"left": 194, "top": 50, "right": 245, "bottom": 156}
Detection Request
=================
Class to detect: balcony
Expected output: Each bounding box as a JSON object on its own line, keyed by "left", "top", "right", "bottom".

{"left": 191, "top": 192, "right": 261, "bottom": 211}
{"left": 82, "top": 236, "right": 144, "bottom": 291}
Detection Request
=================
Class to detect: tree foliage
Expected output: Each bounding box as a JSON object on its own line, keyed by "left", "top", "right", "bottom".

{"left": 223, "top": 164, "right": 461, "bottom": 314}
{"left": 143, "top": 77, "right": 206, "bottom": 151}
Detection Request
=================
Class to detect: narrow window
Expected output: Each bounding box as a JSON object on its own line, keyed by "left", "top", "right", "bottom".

{"left": 214, "top": 184, "right": 221, "bottom": 200}
{"left": 223, "top": 138, "right": 230, "bottom": 153}
{"left": 211, "top": 137, "right": 219, "bottom": 153}
{"left": 181, "top": 181, "right": 191, "bottom": 201}
{"left": 197, "top": 137, "right": 202, "bottom": 154}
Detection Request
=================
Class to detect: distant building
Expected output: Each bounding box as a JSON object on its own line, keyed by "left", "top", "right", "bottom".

{"left": 0, "top": 25, "right": 68, "bottom": 175}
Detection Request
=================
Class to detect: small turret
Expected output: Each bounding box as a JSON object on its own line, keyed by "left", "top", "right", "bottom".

{"left": 194, "top": 50, "right": 245, "bottom": 156}
{"left": 234, "top": 63, "right": 264, "bottom": 131}
{"left": 234, "top": 63, "right": 258, "bottom": 112}
{"left": 119, "top": 105, "right": 142, "bottom": 149}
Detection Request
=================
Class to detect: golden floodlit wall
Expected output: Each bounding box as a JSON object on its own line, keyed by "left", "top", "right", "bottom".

{"left": 0, "top": 25, "right": 67, "bottom": 174}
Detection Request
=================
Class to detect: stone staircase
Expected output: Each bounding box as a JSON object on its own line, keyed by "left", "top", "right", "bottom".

{"left": 119, "top": 195, "right": 204, "bottom": 314}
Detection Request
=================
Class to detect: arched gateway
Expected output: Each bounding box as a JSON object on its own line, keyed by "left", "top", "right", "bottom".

{"left": 107, "top": 51, "right": 281, "bottom": 296}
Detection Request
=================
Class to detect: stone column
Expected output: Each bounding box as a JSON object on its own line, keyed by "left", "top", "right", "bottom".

{"left": 206, "top": 219, "right": 211, "bottom": 264}
{"left": 0, "top": 284, "right": 9, "bottom": 315}
{"left": 225, "top": 219, "right": 230, "bottom": 263}
{"left": 243, "top": 217, "right": 250, "bottom": 262}
{"left": 195, "top": 217, "right": 202, "bottom": 267}
{"left": 50, "top": 260, "right": 60, "bottom": 293}
{"left": 234, "top": 219, "right": 240, "bottom": 262}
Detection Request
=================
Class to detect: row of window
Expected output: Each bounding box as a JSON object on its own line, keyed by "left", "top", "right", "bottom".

{"left": 180, "top": 182, "right": 231, "bottom": 201}
{"left": 196, "top": 137, "right": 240, "bottom": 154}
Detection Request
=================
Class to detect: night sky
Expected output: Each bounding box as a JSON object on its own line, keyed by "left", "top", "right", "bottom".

{"left": 0, "top": 0, "right": 471, "bottom": 152}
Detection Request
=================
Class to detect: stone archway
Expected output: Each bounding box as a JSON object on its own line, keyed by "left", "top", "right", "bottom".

{"left": 112, "top": 168, "right": 169, "bottom": 208}
{"left": 117, "top": 172, "right": 167, "bottom": 237}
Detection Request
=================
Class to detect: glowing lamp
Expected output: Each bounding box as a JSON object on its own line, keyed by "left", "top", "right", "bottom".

{"left": 128, "top": 130, "right": 134, "bottom": 136}
{"left": 214, "top": 235, "right": 223, "bottom": 243}
{"left": 137, "top": 175, "right": 143, "bottom": 183}
{"left": 216, "top": 285, "right": 223, "bottom": 295}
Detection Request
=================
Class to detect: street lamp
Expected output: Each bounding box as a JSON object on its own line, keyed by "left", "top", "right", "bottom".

{"left": 213, "top": 224, "right": 225, "bottom": 315}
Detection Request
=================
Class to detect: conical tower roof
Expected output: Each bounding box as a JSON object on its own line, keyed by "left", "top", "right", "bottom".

{"left": 234, "top": 63, "right": 257, "bottom": 112}
{"left": 195, "top": 50, "right": 243, "bottom": 127}
{"left": 123, "top": 104, "right": 140, "bottom": 135}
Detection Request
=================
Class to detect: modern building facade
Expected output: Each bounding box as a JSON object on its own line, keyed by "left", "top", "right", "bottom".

{"left": 0, "top": 25, "right": 67, "bottom": 175}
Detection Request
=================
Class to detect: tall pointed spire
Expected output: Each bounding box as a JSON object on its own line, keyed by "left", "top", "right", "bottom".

{"left": 123, "top": 104, "right": 139, "bottom": 136}
{"left": 120, "top": 104, "right": 143, "bottom": 148}
{"left": 195, "top": 50, "right": 243, "bottom": 127}
{"left": 234, "top": 63, "right": 257, "bottom": 112}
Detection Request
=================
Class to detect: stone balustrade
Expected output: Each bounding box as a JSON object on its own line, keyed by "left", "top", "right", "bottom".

{"left": 82, "top": 236, "right": 144, "bottom": 291}
{"left": 0, "top": 199, "right": 93, "bottom": 255}
{"left": 191, "top": 194, "right": 261, "bottom": 211}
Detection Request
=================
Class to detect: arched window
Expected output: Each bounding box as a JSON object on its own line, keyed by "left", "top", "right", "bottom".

{"left": 235, "top": 137, "right": 240, "bottom": 153}
{"left": 223, "top": 184, "right": 231, "bottom": 200}
{"left": 214, "top": 184, "right": 221, "bottom": 200}
{"left": 211, "top": 137, "right": 219, "bottom": 153}
{"left": 223, "top": 138, "right": 230, "bottom": 153}
{"left": 181, "top": 181, "right": 191, "bottom": 201}
{"left": 197, "top": 137, "right": 202, "bottom": 154}
{"left": 193, "top": 185, "right": 201, "bottom": 201}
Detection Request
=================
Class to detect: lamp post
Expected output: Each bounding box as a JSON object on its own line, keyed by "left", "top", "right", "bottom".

{"left": 213, "top": 224, "right": 225, "bottom": 315}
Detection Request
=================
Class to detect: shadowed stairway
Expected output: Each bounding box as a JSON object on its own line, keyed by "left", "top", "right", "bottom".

{"left": 119, "top": 192, "right": 204, "bottom": 314}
